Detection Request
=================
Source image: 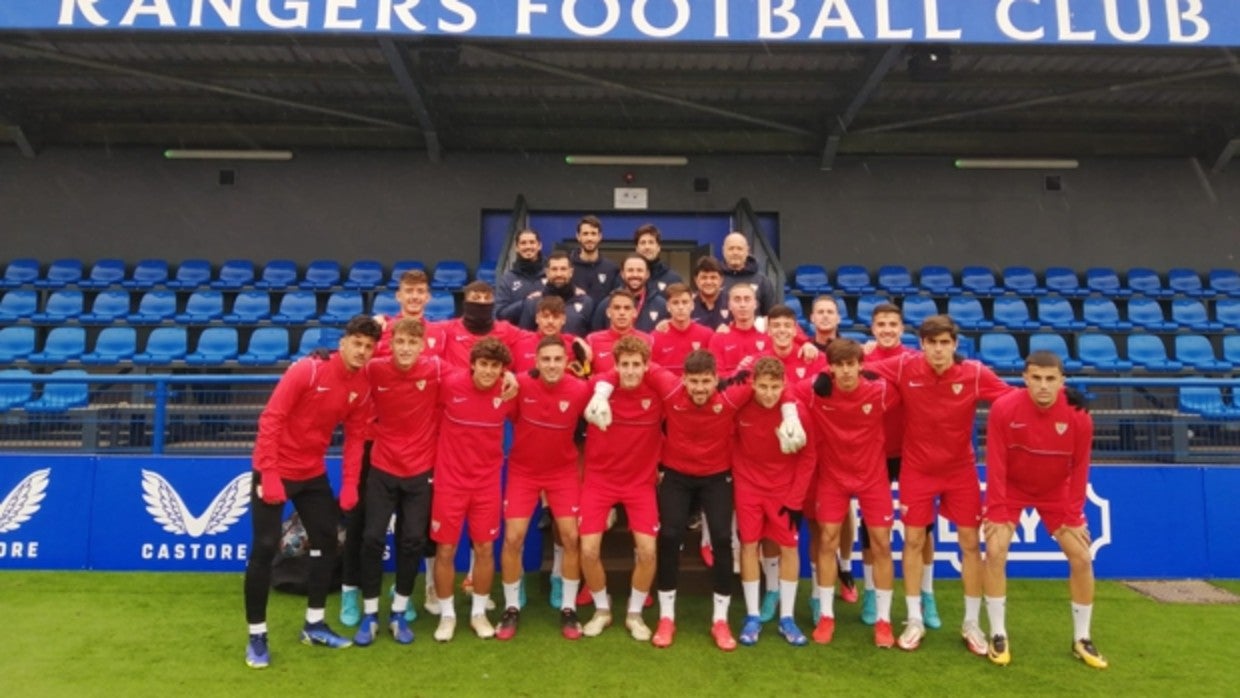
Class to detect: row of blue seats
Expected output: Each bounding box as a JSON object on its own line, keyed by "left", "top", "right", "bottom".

{"left": 971, "top": 332, "right": 1237, "bottom": 374}
{"left": 792, "top": 264, "right": 1240, "bottom": 299}
{"left": 0, "top": 326, "right": 346, "bottom": 367}
{"left": 0, "top": 289, "right": 457, "bottom": 325}
{"left": 0, "top": 258, "right": 481, "bottom": 293}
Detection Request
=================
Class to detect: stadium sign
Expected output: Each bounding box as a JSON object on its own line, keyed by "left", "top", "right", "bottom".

{"left": 1, "top": 1, "right": 1236, "bottom": 47}
{"left": 0, "top": 455, "right": 94, "bottom": 569}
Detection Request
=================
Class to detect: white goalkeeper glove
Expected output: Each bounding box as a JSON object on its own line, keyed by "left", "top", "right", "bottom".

{"left": 776, "top": 403, "right": 807, "bottom": 454}
{"left": 584, "top": 381, "right": 614, "bottom": 431}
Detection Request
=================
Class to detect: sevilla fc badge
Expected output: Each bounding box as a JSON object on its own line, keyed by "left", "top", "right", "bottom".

{"left": 1055, "top": 422, "right": 1068, "bottom": 435}
{"left": 641, "top": 399, "right": 652, "bottom": 410}
{"left": 952, "top": 383, "right": 963, "bottom": 395}
{"left": 861, "top": 403, "right": 872, "bottom": 414}
{"left": 559, "top": 400, "right": 570, "bottom": 412}
{"left": 492, "top": 397, "right": 502, "bottom": 408}
{"left": 416, "top": 380, "right": 427, "bottom": 391}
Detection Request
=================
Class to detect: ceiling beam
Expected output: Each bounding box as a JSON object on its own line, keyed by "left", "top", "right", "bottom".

{"left": 1208, "top": 137, "right": 1240, "bottom": 173}
{"left": 822, "top": 44, "right": 903, "bottom": 171}
{"left": 378, "top": 39, "right": 441, "bottom": 163}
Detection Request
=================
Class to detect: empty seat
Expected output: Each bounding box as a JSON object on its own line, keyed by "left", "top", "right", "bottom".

{"left": 900, "top": 294, "right": 939, "bottom": 328}
{"left": 854, "top": 294, "right": 889, "bottom": 328}
{"left": 175, "top": 290, "right": 225, "bottom": 323}
{"left": 1044, "top": 267, "right": 1087, "bottom": 297}
{"left": 992, "top": 297, "right": 1039, "bottom": 330}
{"left": 1036, "top": 296, "right": 1085, "bottom": 331}
{"left": 1178, "top": 387, "right": 1240, "bottom": 420}
{"left": 254, "top": 259, "right": 299, "bottom": 290}
{"left": 1028, "top": 333, "right": 1083, "bottom": 372}
{"left": 80, "top": 290, "right": 132, "bottom": 324}
{"left": 947, "top": 296, "right": 993, "bottom": 330}
{"left": 1, "top": 258, "right": 40, "bottom": 289}
{"left": 301, "top": 260, "right": 342, "bottom": 290}
{"left": 1127, "top": 268, "right": 1171, "bottom": 298}
{"left": 978, "top": 333, "right": 1024, "bottom": 372}
{"left": 475, "top": 261, "right": 498, "bottom": 287}
{"left": 32, "top": 290, "right": 85, "bottom": 322}
{"left": 344, "top": 260, "right": 385, "bottom": 290}
{"left": 211, "top": 259, "right": 256, "bottom": 289}
{"left": 272, "top": 291, "right": 319, "bottom": 324}
{"left": 1077, "top": 333, "right": 1134, "bottom": 371}
{"left": 79, "top": 258, "right": 127, "bottom": 289}
{"left": 387, "top": 260, "right": 426, "bottom": 288}
{"left": 877, "top": 265, "right": 917, "bottom": 295}
{"left": 238, "top": 327, "right": 291, "bottom": 365}
{"left": 955, "top": 334, "right": 976, "bottom": 359}
{"left": 1167, "top": 267, "right": 1208, "bottom": 297}
{"left": 0, "top": 289, "right": 38, "bottom": 321}
{"left": 166, "top": 259, "right": 213, "bottom": 290}
{"left": 960, "top": 266, "right": 1000, "bottom": 296}
{"left": 0, "top": 368, "right": 34, "bottom": 410}
{"left": 1001, "top": 266, "right": 1045, "bottom": 296}
{"left": 1223, "top": 335, "right": 1240, "bottom": 364}
{"left": 1081, "top": 297, "right": 1132, "bottom": 331}
{"left": 425, "top": 291, "right": 456, "bottom": 321}
{"left": 124, "top": 259, "right": 170, "bottom": 290}
{"left": 34, "top": 258, "right": 84, "bottom": 289}
{"left": 295, "top": 327, "right": 343, "bottom": 358}
{"left": 133, "top": 327, "right": 188, "bottom": 364}
{"left": 1207, "top": 268, "right": 1240, "bottom": 297}
{"left": 793, "top": 264, "right": 831, "bottom": 294}
{"left": 1175, "top": 334, "right": 1233, "bottom": 372}
{"left": 128, "top": 291, "right": 178, "bottom": 324}
{"left": 1127, "top": 334, "right": 1183, "bottom": 372}
{"left": 28, "top": 327, "right": 87, "bottom": 364}
{"left": 1084, "top": 267, "right": 1130, "bottom": 298}
{"left": 1171, "top": 298, "right": 1223, "bottom": 332}
{"left": 900, "top": 332, "right": 921, "bottom": 350}
{"left": 431, "top": 260, "right": 469, "bottom": 291}
{"left": 320, "top": 291, "right": 364, "bottom": 324}
{"left": 0, "top": 326, "right": 37, "bottom": 362}
{"left": 23, "top": 369, "right": 90, "bottom": 413}
{"left": 918, "top": 266, "right": 959, "bottom": 295}
{"left": 82, "top": 327, "right": 137, "bottom": 365}
{"left": 833, "top": 265, "right": 875, "bottom": 294}
{"left": 186, "top": 327, "right": 240, "bottom": 365}
{"left": 1127, "top": 297, "right": 1178, "bottom": 331}
{"left": 223, "top": 291, "right": 272, "bottom": 324}
{"left": 371, "top": 293, "right": 401, "bottom": 317}
{"left": 1216, "top": 299, "right": 1240, "bottom": 330}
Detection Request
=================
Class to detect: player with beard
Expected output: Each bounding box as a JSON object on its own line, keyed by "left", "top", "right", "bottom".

{"left": 517, "top": 250, "right": 594, "bottom": 337}
{"left": 495, "top": 229, "right": 545, "bottom": 324}
{"left": 570, "top": 215, "right": 620, "bottom": 307}
{"left": 592, "top": 255, "right": 669, "bottom": 333}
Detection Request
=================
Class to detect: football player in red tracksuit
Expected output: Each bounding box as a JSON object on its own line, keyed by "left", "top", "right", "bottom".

{"left": 734, "top": 357, "right": 815, "bottom": 649}
{"left": 795, "top": 339, "right": 900, "bottom": 649}
{"left": 866, "top": 315, "right": 1014, "bottom": 655}
{"left": 429, "top": 338, "right": 517, "bottom": 642}
{"left": 496, "top": 336, "right": 592, "bottom": 641}
{"left": 372, "top": 269, "right": 446, "bottom": 359}
{"left": 981, "top": 351, "right": 1105, "bottom": 669}
{"left": 708, "top": 283, "right": 769, "bottom": 376}
{"left": 651, "top": 282, "right": 715, "bottom": 376}
{"left": 243, "top": 315, "right": 380, "bottom": 669}
{"left": 508, "top": 295, "right": 590, "bottom": 374}
{"left": 586, "top": 288, "right": 653, "bottom": 373}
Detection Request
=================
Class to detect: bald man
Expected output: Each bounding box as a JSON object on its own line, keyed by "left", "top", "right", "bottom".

{"left": 720, "top": 232, "right": 777, "bottom": 316}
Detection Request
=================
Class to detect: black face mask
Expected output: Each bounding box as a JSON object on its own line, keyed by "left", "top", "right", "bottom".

{"left": 462, "top": 301, "right": 495, "bottom": 335}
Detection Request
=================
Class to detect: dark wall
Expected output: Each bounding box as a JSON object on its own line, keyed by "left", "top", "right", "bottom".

{"left": 2, "top": 148, "right": 1237, "bottom": 271}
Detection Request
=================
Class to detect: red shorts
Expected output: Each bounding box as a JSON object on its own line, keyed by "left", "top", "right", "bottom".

{"left": 815, "top": 473, "right": 894, "bottom": 527}
{"left": 735, "top": 493, "right": 799, "bottom": 547}
{"left": 898, "top": 468, "right": 982, "bottom": 528}
{"left": 987, "top": 493, "right": 1084, "bottom": 535}
{"left": 578, "top": 478, "right": 659, "bottom": 537}
{"left": 801, "top": 471, "right": 818, "bottom": 515}
{"left": 503, "top": 470, "right": 580, "bottom": 521}
{"left": 430, "top": 484, "right": 501, "bottom": 545}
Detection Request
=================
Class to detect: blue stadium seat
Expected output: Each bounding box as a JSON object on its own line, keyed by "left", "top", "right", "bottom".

{"left": 955, "top": 334, "right": 976, "bottom": 359}
{"left": 1077, "top": 332, "right": 1133, "bottom": 372}
{"left": 1126, "top": 334, "right": 1183, "bottom": 372}
{"left": 82, "top": 327, "right": 137, "bottom": 365}
{"left": 1216, "top": 299, "right": 1240, "bottom": 330}
{"left": 28, "top": 327, "right": 87, "bottom": 364}
{"left": 854, "top": 294, "right": 889, "bottom": 328}
{"left": 425, "top": 291, "right": 456, "bottom": 321}
{"left": 1223, "top": 336, "right": 1240, "bottom": 365}
{"left": 0, "top": 326, "right": 37, "bottom": 362}
{"left": 371, "top": 293, "right": 401, "bottom": 317}
{"left": 0, "top": 290, "right": 38, "bottom": 321}
{"left": 133, "top": 327, "right": 188, "bottom": 365}
{"left": 23, "top": 370, "right": 90, "bottom": 413}
{"left": 1, "top": 258, "right": 40, "bottom": 289}
{"left": 211, "top": 259, "right": 256, "bottom": 290}
{"left": 166, "top": 259, "right": 213, "bottom": 290}
{"left": 0, "top": 369, "right": 34, "bottom": 411}
{"left": 79, "top": 259, "right": 127, "bottom": 290}
{"left": 1035, "top": 296, "right": 1085, "bottom": 331}
{"left": 1207, "top": 268, "right": 1240, "bottom": 298}
{"left": 1127, "top": 268, "right": 1171, "bottom": 298}
{"left": 388, "top": 260, "right": 426, "bottom": 288}
{"left": 793, "top": 264, "right": 831, "bottom": 294}
{"left": 900, "top": 294, "right": 939, "bottom": 328}
{"left": 32, "top": 290, "right": 84, "bottom": 323}
{"left": 431, "top": 260, "right": 469, "bottom": 291}
{"left": 186, "top": 327, "right": 240, "bottom": 365}
{"left": 1174, "top": 334, "right": 1233, "bottom": 372}
{"left": 238, "top": 327, "right": 291, "bottom": 365}
{"left": 978, "top": 333, "right": 1024, "bottom": 372}
{"left": 272, "top": 291, "right": 318, "bottom": 324}
{"left": 344, "top": 260, "right": 385, "bottom": 290}
{"left": 1081, "top": 297, "right": 1132, "bottom": 331}
{"left": 901, "top": 333, "right": 920, "bottom": 350}
{"left": 833, "top": 265, "right": 875, "bottom": 295}
{"left": 175, "top": 290, "right": 225, "bottom": 323}
{"left": 1084, "top": 267, "right": 1130, "bottom": 298}
{"left": 947, "top": 296, "right": 993, "bottom": 330}
{"left": 1167, "top": 267, "right": 1208, "bottom": 297}
{"left": 34, "top": 258, "right": 84, "bottom": 289}
{"left": 1171, "top": 298, "right": 1223, "bottom": 332}
{"left": 295, "top": 328, "right": 344, "bottom": 358}
{"left": 320, "top": 291, "right": 364, "bottom": 324}
{"left": 301, "top": 260, "right": 342, "bottom": 290}
{"left": 128, "top": 290, "right": 178, "bottom": 324}
{"left": 223, "top": 291, "right": 272, "bottom": 324}
{"left": 1028, "top": 333, "right": 1083, "bottom": 372}
{"left": 254, "top": 259, "right": 299, "bottom": 290}
{"left": 1001, "top": 266, "right": 1045, "bottom": 296}
{"left": 123, "top": 259, "right": 170, "bottom": 290}
{"left": 918, "top": 265, "right": 959, "bottom": 295}
{"left": 80, "top": 290, "right": 132, "bottom": 324}
{"left": 1044, "top": 267, "right": 1087, "bottom": 298}
{"left": 877, "top": 265, "right": 917, "bottom": 295}
{"left": 992, "top": 297, "right": 1038, "bottom": 330}
{"left": 476, "top": 261, "right": 498, "bottom": 287}
{"left": 960, "top": 266, "right": 1000, "bottom": 297}
{"left": 1126, "top": 297, "right": 1178, "bottom": 331}
{"left": 1178, "top": 387, "right": 1240, "bottom": 420}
